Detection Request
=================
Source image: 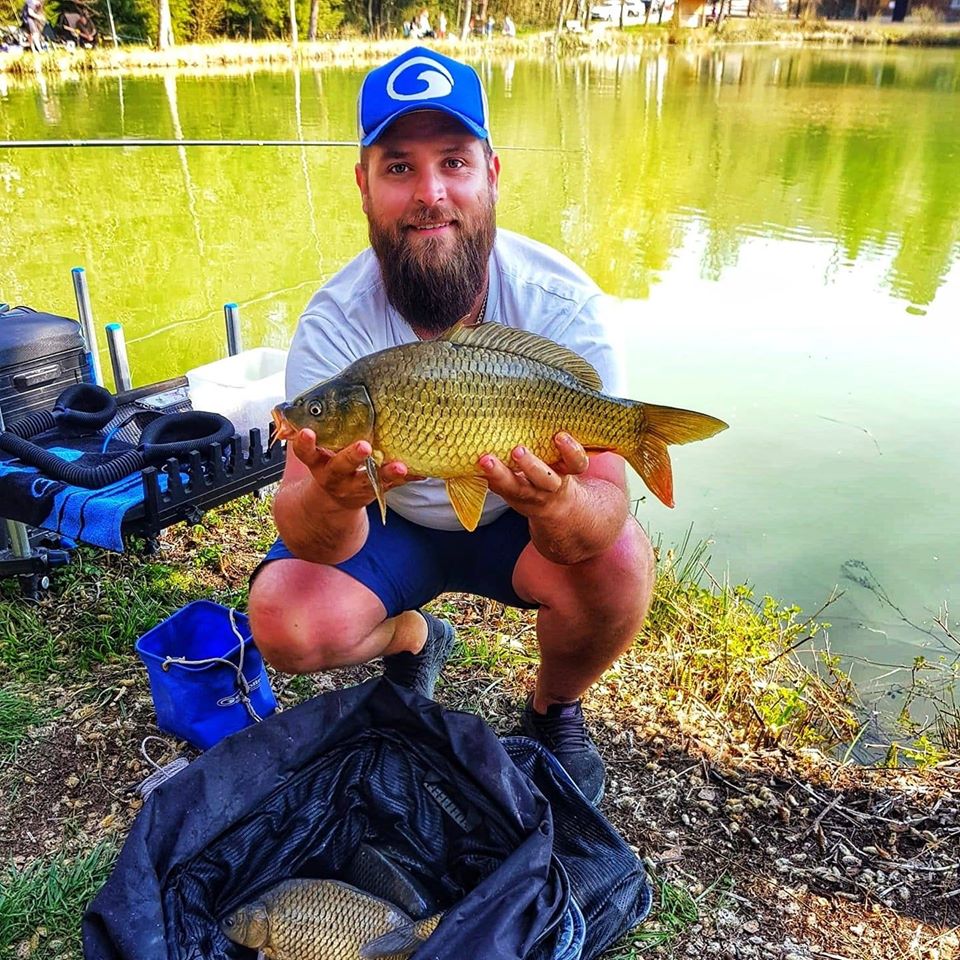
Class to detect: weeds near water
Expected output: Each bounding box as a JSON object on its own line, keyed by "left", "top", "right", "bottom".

{"left": 880, "top": 603, "right": 960, "bottom": 760}
{"left": 0, "top": 842, "right": 117, "bottom": 960}
{"left": 631, "top": 531, "right": 859, "bottom": 752}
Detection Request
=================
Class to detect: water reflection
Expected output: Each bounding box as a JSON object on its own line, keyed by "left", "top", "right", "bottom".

{"left": 0, "top": 49, "right": 958, "bottom": 703}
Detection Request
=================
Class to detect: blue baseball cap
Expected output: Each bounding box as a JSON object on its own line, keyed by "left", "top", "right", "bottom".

{"left": 357, "top": 46, "right": 491, "bottom": 147}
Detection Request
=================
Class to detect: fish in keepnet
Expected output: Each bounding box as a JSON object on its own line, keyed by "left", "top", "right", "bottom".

{"left": 341, "top": 843, "right": 437, "bottom": 919}
{"left": 272, "top": 322, "right": 728, "bottom": 532}
{"left": 220, "top": 877, "right": 442, "bottom": 960}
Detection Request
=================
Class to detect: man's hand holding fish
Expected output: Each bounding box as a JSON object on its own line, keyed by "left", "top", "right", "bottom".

{"left": 479, "top": 435, "right": 629, "bottom": 567}
{"left": 250, "top": 46, "right": 726, "bottom": 807}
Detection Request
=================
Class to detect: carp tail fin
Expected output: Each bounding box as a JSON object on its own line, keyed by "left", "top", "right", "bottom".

{"left": 624, "top": 403, "right": 728, "bottom": 508}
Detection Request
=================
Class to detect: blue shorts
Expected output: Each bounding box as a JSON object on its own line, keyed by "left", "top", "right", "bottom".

{"left": 254, "top": 503, "right": 537, "bottom": 618}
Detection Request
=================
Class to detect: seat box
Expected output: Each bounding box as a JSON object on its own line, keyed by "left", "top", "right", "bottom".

{"left": 0, "top": 307, "right": 92, "bottom": 424}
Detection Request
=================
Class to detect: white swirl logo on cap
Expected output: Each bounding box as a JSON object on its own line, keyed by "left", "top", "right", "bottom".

{"left": 386, "top": 56, "right": 455, "bottom": 101}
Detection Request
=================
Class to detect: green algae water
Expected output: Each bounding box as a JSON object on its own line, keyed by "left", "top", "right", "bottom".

{"left": 2, "top": 47, "right": 959, "bottom": 741}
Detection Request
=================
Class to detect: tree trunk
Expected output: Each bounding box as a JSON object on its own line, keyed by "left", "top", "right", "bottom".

{"left": 157, "top": 0, "right": 174, "bottom": 48}
{"left": 308, "top": 0, "right": 319, "bottom": 39}
{"left": 460, "top": 0, "right": 472, "bottom": 37}
{"left": 289, "top": 0, "right": 298, "bottom": 45}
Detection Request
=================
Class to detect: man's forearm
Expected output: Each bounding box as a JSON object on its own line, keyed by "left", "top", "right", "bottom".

{"left": 528, "top": 478, "right": 628, "bottom": 566}
{"left": 273, "top": 477, "right": 369, "bottom": 565}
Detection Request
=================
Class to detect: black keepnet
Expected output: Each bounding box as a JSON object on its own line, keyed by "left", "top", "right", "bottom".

{"left": 83, "top": 678, "right": 650, "bottom": 960}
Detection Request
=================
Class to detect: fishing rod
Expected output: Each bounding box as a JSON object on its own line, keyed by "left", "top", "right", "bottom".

{"left": 0, "top": 138, "right": 566, "bottom": 151}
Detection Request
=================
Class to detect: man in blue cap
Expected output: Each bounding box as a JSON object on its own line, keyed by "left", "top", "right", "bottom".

{"left": 249, "top": 47, "right": 654, "bottom": 805}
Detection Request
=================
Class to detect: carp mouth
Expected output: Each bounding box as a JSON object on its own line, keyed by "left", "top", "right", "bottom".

{"left": 269, "top": 406, "right": 298, "bottom": 447}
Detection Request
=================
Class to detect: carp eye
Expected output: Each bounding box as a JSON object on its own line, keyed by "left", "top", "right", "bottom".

{"left": 308, "top": 401, "right": 323, "bottom": 417}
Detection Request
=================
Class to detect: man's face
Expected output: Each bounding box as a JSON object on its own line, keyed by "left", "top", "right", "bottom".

{"left": 355, "top": 111, "right": 501, "bottom": 334}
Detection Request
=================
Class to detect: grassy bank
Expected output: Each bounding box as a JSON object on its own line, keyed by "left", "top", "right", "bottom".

{"left": 3, "top": 20, "right": 960, "bottom": 78}
{"left": 0, "top": 497, "right": 957, "bottom": 958}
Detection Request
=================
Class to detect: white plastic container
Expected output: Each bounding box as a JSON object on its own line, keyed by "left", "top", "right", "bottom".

{"left": 186, "top": 348, "right": 287, "bottom": 442}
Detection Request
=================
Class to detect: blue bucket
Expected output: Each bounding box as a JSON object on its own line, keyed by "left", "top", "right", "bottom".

{"left": 135, "top": 600, "right": 277, "bottom": 750}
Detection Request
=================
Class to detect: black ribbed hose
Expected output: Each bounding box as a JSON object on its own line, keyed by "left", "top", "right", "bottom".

{"left": 0, "top": 405, "right": 235, "bottom": 489}
{"left": 0, "top": 431, "right": 147, "bottom": 487}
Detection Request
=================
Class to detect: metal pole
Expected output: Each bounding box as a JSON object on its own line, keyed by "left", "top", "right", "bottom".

{"left": 0, "top": 406, "right": 31, "bottom": 560}
{"left": 106, "top": 322, "right": 133, "bottom": 392}
{"left": 71, "top": 267, "right": 104, "bottom": 386}
{"left": 105, "top": 0, "right": 118, "bottom": 47}
{"left": 224, "top": 303, "right": 243, "bottom": 356}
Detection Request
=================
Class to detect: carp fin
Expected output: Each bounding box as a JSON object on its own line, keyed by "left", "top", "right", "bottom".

{"left": 445, "top": 476, "right": 489, "bottom": 532}
{"left": 365, "top": 455, "right": 387, "bottom": 525}
{"left": 358, "top": 923, "right": 422, "bottom": 959}
{"left": 440, "top": 322, "right": 603, "bottom": 391}
{"left": 626, "top": 404, "right": 728, "bottom": 508}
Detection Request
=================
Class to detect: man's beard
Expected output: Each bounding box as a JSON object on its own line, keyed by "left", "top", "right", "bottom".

{"left": 369, "top": 198, "right": 496, "bottom": 335}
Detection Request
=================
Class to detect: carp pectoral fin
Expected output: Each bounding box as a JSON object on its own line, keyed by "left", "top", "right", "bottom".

{"left": 365, "top": 456, "right": 387, "bottom": 525}
{"left": 359, "top": 923, "right": 422, "bottom": 959}
{"left": 445, "top": 476, "right": 489, "bottom": 532}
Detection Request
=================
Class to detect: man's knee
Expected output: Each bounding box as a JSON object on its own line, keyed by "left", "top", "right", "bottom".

{"left": 610, "top": 518, "right": 655, "bottom": 593}
{"left": 247, "top": 562, "right": 380, "bottom": 673}
{"left": 576, "top": 519, "right": 655, "bottom": 622}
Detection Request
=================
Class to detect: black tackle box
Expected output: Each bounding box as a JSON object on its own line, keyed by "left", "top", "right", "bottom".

{"left": 0, "top": 305, "right": 92, "bottom": 423}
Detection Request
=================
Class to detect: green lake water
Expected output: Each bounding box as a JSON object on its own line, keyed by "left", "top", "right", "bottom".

{"left": 2, "top": 47, "right": 959, "bottom": 736}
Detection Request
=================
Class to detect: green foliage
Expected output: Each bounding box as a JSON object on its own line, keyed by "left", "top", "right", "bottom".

{"left": 0, "top": 843, "right": 117, "bottom": 960}
{"left": 0, "top": 686, "right": 48, "bottom": 761}
{"left": 900, "top": 734, "right": 949, "bottom": 769}
{"left": 638, "top": 538, "right": 857, "bottom": 750}
{"left": 0, "top": 547, "right": 234, "bottom": 683}
{"left": 223, "top": 0, "right": 286, "bottom": 38}
{"left": 602, "top": 873, "right": 735, "bottom": 957}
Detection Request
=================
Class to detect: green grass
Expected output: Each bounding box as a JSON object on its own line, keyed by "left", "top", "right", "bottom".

{"left": 602, "top": 871, "right": 739, "bottom": 958}
{"left": 0, "top": 843, "right": 117, "bottom": 960}
{"left": 0, "top": 686, "right": 47, "bottom": 761}
{"left": 0, "top": 537, "right": 251, "bottom": 684}
{"left": 601, "top": 875, "right": 713, "bottom": 957}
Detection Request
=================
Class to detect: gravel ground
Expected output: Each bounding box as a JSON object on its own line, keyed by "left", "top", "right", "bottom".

{"left": 2, "top": 517, "right": 957, "bottom": 959}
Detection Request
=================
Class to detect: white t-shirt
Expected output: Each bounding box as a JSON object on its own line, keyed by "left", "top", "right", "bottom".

{"left": 285, "top": 228, "right": 625, "bottom": 531}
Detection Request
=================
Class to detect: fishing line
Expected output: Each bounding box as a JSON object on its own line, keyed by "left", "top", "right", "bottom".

{"left": 0, "top": 138, "right": 571, "bottom": 151}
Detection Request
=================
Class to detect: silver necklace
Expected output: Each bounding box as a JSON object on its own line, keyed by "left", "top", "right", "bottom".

{"left": 475, "top": 284, "right": 489, "bottom": 325}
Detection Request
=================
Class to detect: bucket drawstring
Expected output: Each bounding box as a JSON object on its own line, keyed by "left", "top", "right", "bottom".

{"left": 160, "top": 607, "right": 264, "bottom": 723}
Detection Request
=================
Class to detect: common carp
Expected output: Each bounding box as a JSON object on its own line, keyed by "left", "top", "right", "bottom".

{"left": 272, "top": 322, "right": 727, "bottom": 531}
{"left": 221, "top": 877, "right": 442, "bottom": 960}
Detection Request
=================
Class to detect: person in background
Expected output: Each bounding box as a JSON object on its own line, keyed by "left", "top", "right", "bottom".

{"left": 485, "top": 13, "right": 495, "bottom": 35}
{"left": 502, "top": 13, "right": 516, "bottom": 36}
{"left": 21, "top": 0, "right": 45, "bottom": 51}
{"left": 248, "top": 47, "right": 655, "bottom": 808}
{"left": 75, "top": 8, "right": 96, "bottom": 44}
{"left": 437, "top": 9, "right": 447, "bottom": 37}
